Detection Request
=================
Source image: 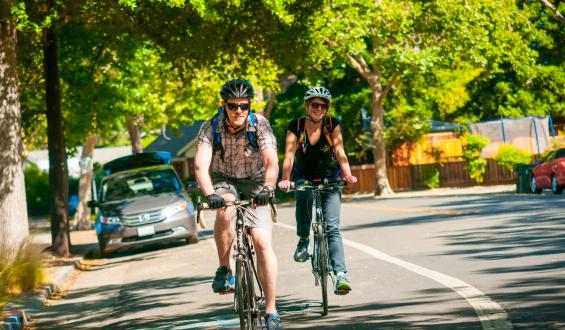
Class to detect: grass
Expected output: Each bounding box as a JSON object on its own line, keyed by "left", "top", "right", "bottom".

{"left": 0, "top": 239, "right": 46, "bottom": 312}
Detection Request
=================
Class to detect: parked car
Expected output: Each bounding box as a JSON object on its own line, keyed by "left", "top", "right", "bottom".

{"left": 530, "top": 148, "right": 565, "bottom": 194}
{"left": 88, "top": 152, "right": 199, "bottom": 256}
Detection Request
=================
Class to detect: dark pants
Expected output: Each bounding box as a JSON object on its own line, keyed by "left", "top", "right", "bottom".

{"left": 295, "top": 189, "right": 347, "bottom": 274}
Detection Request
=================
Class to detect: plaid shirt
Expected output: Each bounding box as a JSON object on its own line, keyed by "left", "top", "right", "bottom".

{"left": 197, "top": 112, "right": 277, "bottom": 181}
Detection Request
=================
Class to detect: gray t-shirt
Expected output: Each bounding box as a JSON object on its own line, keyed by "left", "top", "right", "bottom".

{"left": 197, "top": 112, "right": 277, "bottom": 181}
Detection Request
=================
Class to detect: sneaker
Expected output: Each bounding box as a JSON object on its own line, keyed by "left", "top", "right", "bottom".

{"left": 293, "top": 237, "right": 309, "bottom": 262}
{"left": 265, "top": 312, "right": 283, "bottom": 330}
{"left": 212, "top": 266, "right": 235, "bottom": 293}
{"left": 335, "top": 273, "right": 352, "bottom": 295}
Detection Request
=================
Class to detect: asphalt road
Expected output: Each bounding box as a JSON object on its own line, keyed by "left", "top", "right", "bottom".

{"left": 32, "top": 191, "right": 565, "bottom": 329}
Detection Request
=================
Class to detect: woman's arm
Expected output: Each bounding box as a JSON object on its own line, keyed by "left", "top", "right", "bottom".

{"left": 278, "top": 131, "right": 298, "bottom": 190}
{"left": 332, "top": 125, "right": 357, "bottom": 184}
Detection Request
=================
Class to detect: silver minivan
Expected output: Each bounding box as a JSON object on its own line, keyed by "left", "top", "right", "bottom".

{"left": 90, "top": 154, "right": 198, "bottom": 255}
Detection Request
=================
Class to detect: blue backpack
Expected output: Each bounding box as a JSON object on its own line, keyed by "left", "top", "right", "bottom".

{"left": 211, "top": 107, "right": 259, "bottom": 161}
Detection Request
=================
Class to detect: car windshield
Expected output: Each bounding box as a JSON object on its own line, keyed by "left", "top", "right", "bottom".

{"left": 100, "top": 168, "right": 181, "bottom": 202}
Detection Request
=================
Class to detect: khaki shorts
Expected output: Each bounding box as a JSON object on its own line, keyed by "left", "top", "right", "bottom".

{"left": 211, "top": 173, "right": 273, "bottom": 231}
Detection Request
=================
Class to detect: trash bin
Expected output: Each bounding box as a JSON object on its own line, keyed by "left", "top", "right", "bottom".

{"left": 514, "top": 163, "right": 536, "bottom": 193}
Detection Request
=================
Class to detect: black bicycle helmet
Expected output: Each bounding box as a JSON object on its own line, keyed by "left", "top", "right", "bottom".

{"left": 220, "top": 78, "right": 255, "bottom": 99}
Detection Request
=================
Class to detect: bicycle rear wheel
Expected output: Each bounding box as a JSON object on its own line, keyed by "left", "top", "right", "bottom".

{"left": 316, "top": 222, "right": 329, "bottom": 316}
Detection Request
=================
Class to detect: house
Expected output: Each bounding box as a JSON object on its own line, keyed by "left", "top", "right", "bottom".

{"left": 391, "top": 120, "right": 465, "bottom": 166}
{"left": 26, "top": 146, "right": 132, "bottom": 178}
{"left": 145, "top": 121, "right": 205, "bottom": 181}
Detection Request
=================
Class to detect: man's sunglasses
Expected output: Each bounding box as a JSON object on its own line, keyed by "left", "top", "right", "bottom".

{"left": 226, "top": 102, "right": 251, "bottom": 111}
{"left": 309, "top": 102, "right": 329, "bottom": 110}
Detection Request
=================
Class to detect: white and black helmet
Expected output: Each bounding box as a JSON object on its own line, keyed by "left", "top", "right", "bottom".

{"left": 304, "top": 86, "right": 332, "bottom": 103}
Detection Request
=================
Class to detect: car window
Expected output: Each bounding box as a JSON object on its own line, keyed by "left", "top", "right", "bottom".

{"left": 101, "top": 169, "right": 181, "bottom": 202}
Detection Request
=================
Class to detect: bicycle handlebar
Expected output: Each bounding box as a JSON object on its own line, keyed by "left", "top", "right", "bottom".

{"left": 196, "top": 196, "right": 277, "bottom": 225}
{"left": 285, "top": 179, "right": 345, "bottom": 192}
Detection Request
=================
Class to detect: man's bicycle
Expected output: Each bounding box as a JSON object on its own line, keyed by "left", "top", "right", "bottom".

{"left": 197, "top": 196, "right": 277, "bottom": 329}
{"left": 286, "top": 179, "right": 344, "bottom": 316}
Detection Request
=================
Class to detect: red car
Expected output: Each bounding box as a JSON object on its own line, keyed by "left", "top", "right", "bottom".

{"left": 531, "top": 148, "right": 565, "bottom": 194}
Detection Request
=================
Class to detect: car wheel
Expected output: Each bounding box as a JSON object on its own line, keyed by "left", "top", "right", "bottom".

{"left": 185, "top": 233, "right": 199, "bottom": 244}
{"left": 551, "top": 175, "right": 563, "bottom": 194}
{"left": 531, "top": 176, "right": 542, "bottom": 194}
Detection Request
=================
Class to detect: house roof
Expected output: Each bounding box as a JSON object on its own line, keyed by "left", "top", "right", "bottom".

{"left": 429, "top": 120, "right": 464, "bottom": 133}
{"left": 145, "top": 121, "right": 205, "bottom": 156}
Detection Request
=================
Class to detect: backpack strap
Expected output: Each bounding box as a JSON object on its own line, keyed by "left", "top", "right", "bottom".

{"left": 211, "top": 107, "right": 225, "bottom": 161}
{"left": 297, "top": 117, "right": 307, "bottom": 154}
{"left": 247, "top": 112, "right": 259, "bottom": 149}
{"left": 322, "top": 116, "right": 334, "bottom": 147}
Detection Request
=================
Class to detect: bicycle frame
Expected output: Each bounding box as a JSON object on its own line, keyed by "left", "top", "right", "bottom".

{"left": 286, "top": 179, "right": 344, "bottom": 316}
{"left": 197, "top": 197, "right": 273, "bottom": 329}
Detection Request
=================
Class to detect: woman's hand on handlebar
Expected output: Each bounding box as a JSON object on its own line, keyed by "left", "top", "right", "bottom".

{"left": 342, "top": 175, "right": 357, "bottom": 186}
{"left": 277, "top": 180, "right": 292, "bottom": 192}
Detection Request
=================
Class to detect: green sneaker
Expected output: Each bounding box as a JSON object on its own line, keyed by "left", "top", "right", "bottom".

{"left": 335, "top": 273, "right": 352, "bottom": 295}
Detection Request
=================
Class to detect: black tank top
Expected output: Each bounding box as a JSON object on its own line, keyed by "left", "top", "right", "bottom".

{"left": 287, "top": 117, "right": 341, "bottom": 180}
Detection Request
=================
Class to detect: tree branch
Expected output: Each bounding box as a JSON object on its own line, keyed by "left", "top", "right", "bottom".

{"left": 540, "top": 0, "right": 565, "bottom": 24}
{"left": 379, "top": 73, "right": 399, "bottom": 103}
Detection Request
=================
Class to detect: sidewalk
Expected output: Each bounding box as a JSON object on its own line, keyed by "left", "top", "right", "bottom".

{"left": 2, "top": 228, "right": 98, "bottom": 329}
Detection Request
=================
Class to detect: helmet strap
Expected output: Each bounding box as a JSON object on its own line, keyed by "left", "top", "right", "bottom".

{"left": 224, "top": 113, "right": 246, "bottom": 133}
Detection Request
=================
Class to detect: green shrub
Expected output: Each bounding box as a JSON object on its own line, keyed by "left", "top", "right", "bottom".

{"left": 24, "top": 164, "right": 50, "bottom": 216}
{"left": 494, "top": 145, "right": 533, "bottom": 171}
{"left": 24, "top": 163, "right": 82, "bottom": 216}
{"left": 462, "top": 134, "right": 489, "bottom": 184}
{"left": 422, "top": 166, "right": 440, "bottom": 189}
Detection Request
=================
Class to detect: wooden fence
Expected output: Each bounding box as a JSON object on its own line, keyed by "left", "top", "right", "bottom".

{"left": 349, "top": 159, "right": 515, "bottom": 193}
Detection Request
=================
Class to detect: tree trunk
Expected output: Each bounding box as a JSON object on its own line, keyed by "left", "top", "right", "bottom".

{"left": 127, "top": 115, "right": 143, "bottom": 154}
{"left": 44, "top": 24, "right": 70, "bottom": 257}
{"left": 370, "top": 83, "right": 394, "bottom": 196}
{"left": 73, "top": 134, "right": 96, "bottom": 230}
{"left": 263, "top": 88, "right": 276, "bottom": 119}
{"left": 0, "top": 1, "right": 29, "bottom": 247}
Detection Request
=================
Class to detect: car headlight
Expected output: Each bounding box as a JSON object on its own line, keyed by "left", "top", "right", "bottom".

{"left": 101, "top": 216, "right": 121, "bottom": 224}
{"left": 162, "top": 202, "right": 187, "bottom": 218}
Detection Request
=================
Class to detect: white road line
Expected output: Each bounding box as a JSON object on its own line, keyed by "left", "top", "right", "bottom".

{"left": 276, "top": 222, "right": 512, "bottom": 330}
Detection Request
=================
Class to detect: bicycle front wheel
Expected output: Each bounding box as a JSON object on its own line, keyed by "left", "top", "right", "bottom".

{"left": 316, "top": 222, "right": 329, "bottom": 316}
{"left": 236, "top": 259, "right": 260, "bottom": 329}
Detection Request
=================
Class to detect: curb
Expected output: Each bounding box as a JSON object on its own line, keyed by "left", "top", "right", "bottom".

{"left": 2, "top": 246, "right": 96, "bottom": 329}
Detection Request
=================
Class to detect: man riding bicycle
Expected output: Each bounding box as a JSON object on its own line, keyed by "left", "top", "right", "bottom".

{"left": 278, "top": 86, "right": 357, "bottom": 295}
{"left": 195, "top": 78, "right": 282, "bottom": 329}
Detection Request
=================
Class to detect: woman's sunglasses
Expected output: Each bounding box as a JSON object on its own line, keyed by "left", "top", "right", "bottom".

{"left": 309, "top": 102, "right": 328, "bottom": 110}
{"left": 226, "top": 102, "right": 251, "bottom": 111}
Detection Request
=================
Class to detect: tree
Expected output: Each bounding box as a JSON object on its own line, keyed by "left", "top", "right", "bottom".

{"left": 0, "top": 0, "right": 29, "bottom": 247}
{"left": 307, "top": 0, "right": 540, "bottom": 195}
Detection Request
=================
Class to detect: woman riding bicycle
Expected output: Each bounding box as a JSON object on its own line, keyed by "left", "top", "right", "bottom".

{"left": 277, "top": 86, "right": 357, "bottom": 295}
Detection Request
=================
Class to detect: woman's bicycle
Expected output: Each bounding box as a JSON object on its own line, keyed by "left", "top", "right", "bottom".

{"left": 285, "top": 179, "right": 344, "bottom": 316}
{"left": 197, "top": 196, "right": 277, "bottom": 329}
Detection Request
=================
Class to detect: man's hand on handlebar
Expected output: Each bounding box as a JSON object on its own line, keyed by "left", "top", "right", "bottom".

{"left": 254, "top": 186, "right": 274, "bottom": 206}
{"left": 205, "top": 194, "right": 225, "bottom": 209}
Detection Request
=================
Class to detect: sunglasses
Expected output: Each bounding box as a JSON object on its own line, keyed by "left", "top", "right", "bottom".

{"left": 226, "top": 102, "right": 251, "bottom": 111}
{"left": 309, "top": 102, "right": 328, "bottom": 110}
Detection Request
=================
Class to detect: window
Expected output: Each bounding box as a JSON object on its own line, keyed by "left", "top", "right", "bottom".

{"left": 101, "top": 169, "right": 181, "bottom": 202}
